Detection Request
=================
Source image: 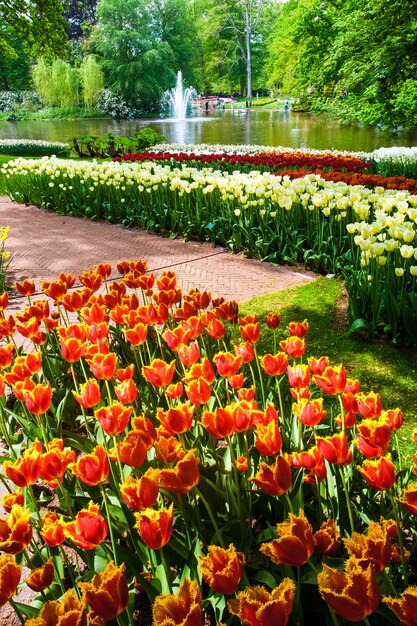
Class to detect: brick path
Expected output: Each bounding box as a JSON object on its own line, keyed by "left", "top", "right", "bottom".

{"left": 0, "top": 195, "right": 316, "bottom": 624}
{"left": 0, "top": 195, "right": 316, "bottom": 305}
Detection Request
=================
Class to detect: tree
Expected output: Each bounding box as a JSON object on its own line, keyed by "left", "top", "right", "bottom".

{"left": 198, "top": 0, "right": 270, "bottom": 97}
{"left": 0, "top": 0, "right": 69, "bottom": 60}
{"left": 79, "top": 55, "right": 104, "bottom": 107}
{"left": 32, "top": 58, "right": 79, "bottom": 107}
{"left": 0, "top": 23, "right": 32, "bottom": 90}
{"left": 61, "top": 0, "right": 98, "bottom": 41}
{"left": 93, "top": 0, "right": 201, "bottom": 111}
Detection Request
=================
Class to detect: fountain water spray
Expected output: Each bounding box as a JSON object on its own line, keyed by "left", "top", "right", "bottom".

{"left": 163, "top": 71, "right": 197, "bottom": 120}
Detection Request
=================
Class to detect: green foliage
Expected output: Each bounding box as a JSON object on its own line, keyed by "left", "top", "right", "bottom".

{"left": 93, "top": 0, "right": 201, "bottom": 111}
{"left": 79, "top": 56, "right": 104, "bottom": 108}
{"left": 69, "top": 129, "right": 167, "bottom": 157}
{"left": 265, "top": 0, "right": 417, "bottom": 128}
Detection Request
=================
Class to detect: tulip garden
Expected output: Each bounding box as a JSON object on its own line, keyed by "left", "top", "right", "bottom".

{"left": 3, "top": 144, "right": 417, "bottom": 343}
{"left": 0, "top": 143, "right": 417, "bottom": 625}
{"left": 0, "top": 258, "right": 414, "bottom": 626}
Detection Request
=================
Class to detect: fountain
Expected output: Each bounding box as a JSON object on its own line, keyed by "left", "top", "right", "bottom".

{"left": 163, "top": 71, "right": 197, "bottom": 120}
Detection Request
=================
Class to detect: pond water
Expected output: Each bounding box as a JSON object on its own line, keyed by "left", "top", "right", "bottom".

{"left": 1, "top": 109, "right": 417, "bottom": 152}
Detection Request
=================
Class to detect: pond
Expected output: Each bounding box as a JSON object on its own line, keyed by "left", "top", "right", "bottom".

{"left": 1, "top": 109, "right": 417, "bottom": 152}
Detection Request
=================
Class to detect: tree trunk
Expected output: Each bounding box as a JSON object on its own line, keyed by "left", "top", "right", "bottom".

{"left": 245, "top": 3, "right": 252, "bottom": 98}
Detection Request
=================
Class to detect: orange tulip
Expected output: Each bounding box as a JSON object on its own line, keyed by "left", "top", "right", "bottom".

{"left": 262, "top": 510, "right": 315, "bottom": 569}
{"left": 72, "top": 378, "right": 101, "bottom": 408}
{"left": 228, "top": 579, "right": 295, "bottom": 626}
{"left": 279, "top": 336, "right": 306, "bottom": 358}
{"left": 123, "top": 322, "right": 148, "bottom": 347}
{"left": 3, "top": 440, "right": 43, "bottom": 487}
{"left": 24, "top": 589, "right": 87, "bottom": 626}
{"left": 204, "top": 317, "right": 226, "bottom": 340}
{"left": 357, "top": 455, "right": 396, "bottom": 491}
{"left": 142, "top": 359, "right": 176, "bottom": 388}
{"left": 343, "top": 520, "right": 392, "bottom": 573}
{"left": 382, "top": 408, "right": 403, "bottom": 431}
{"left": 184, "top": 287, "right": 211, "bottom": 310}
{"left": 163, "top": 325, "right": 192, "bottom": 350}
{"left": 156, "top": 402, "right": 195, "bottom": 435}
{"left": 255, "top": 420, "right": 283, "bottom": 456}
{"left": 0, "top": 343, "right": 14, "bottom": 370}
{"left": 117, "top": 429, "right": 155, "bottom": 467}
{"left": 357, "top": 391, "right": 382, "bottom": 419}
{"left": 41, "top": 279, "right": 67, "bottom": 300}
{"left": 259, "top": 353, "right": 288, "bottom": 376}
{"left": 213, "top": 299, "right": 238, "bottom": 321}
{"left": 397, "top": 484, "right": 417, "bottom": 516}
{"left": 213, "top": 352, "right": 242, "bottom": 378}
{"left": 60, "top": 337, "right": 87, "bottom": 363}
{"left": 313, "top": 519, "right": 341, "bottom": 556}
{"left": 79, "top": 561, "right": 128, "bottom": 621}
{"left": 355, "top": 417, "right": 392, "bottom": 458}
{"left": 64, "top": 502, "right": 108, "bottom": 550}
{"left": 25, "top": 557, "right": 55, "bottom": 592}
{"left": 184, "top": 358, "right": 215, "bottom": 384}
{"left": 308, "top": 355, "right": 330, "bottom": 375}
{"left": 287, "top": 319, "right": 308, "bottom": 338}
{"left": 383, "top": 586, "right": 417, "bottom": 626}
{"left": 200, "top": 544, "right": 245, "bottom": 595}
{"left": 88, "top": 351, "right": 118, "bottom": 380}
{"left": 40, "top": 439, "right": 76, "bottom": 488}
{"left": 0, "top": 504, "right": 33, "bottom": 554}
{"left": 318, "top": 558, "right": 380, "bottom": 622}
{"left": 293, "top": 397, "right": 327, "bottom": 427}
{"left": 79, "top": 269, "right": 102, "bottom": 292}
{"left": 287, "top": 364, "right": 311, "bottom": 388}
{"left": 135, "top": 503, "right": 174, "bottom": 549}
{"left": 314, "top": 364, "right": 347, "bottom": 395}
{"left": 235, "top": 341, "right": 255, "bottom": 363}
{"left": 159, "top": 449, "right": 200, "bottom": 494}
{"left": 200, "top": 406, "right": 235, "bottom": 439}
{"left": 70, "top": 445, "right": 110, "bottom": 486}
{"left": 235, "top": 455, "right": 248, "bottom": 471}
{"left": 316, "top": 432, "right": 352, "bottom": 466}
{"left": 177, "top": 342, "right": 200, "bottom": 366}
{"left": 0, "top": 554, "right": 21, "bottom": 607}
{"left": 153, "top": 578, "right": 202, "bottom": 626}
{"left": 24, "top": 382, "right": 52, "bottom": 414}
{"left": 95, "top": 401, "right": 132, "bottom": 436}
{"left": 290, "top": 445, "right": 327, "bottom": 483}
{"left": 265, "top": 312, "right": 281, "bottom": 329}
{"left": 120, "top": 468, "right": 159, "bottom": 511}
{"left": 1, "top": 488, "right": 24, "bottom": 513}
{"left": 249, "top": 455, "right": 292, "bottom": 497}
{"left": 185, "top": 378, "right": 211, "bottom": 406}
{"left": 114, "top": 378, "right": 138, "bottom": 404}
{"left": 239, "top": 321, "right": 261, "bottom": 343}
{"left": 165, "top": 382, "right": 184, "bottom": 399}
{"left": 155, "top": 433, "right": 185, "bottom": 464}
{"left": 40, "top": 511, "right": 65, "bottom": 547}
{"left": 14, "top": 279, "right": 36, "bottom": 296}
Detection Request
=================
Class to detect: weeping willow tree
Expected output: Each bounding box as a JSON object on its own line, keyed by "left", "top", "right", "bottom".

{"left": 79, "top": 56, "right": 104, "bottom": 108}
{"left": 32, "top": 59, "right": 79, "bottom": 108}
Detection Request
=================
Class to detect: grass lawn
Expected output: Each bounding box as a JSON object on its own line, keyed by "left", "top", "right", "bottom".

{"left": 240, "top": 276, "right": 417, "bottom": 464}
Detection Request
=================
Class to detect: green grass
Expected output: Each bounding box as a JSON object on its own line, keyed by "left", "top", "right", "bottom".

{"left": 240, "top": 276, "right": 417, "bottom": 462}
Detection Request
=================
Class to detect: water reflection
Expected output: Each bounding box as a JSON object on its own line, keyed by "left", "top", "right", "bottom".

{"left": 1, "top": 109, "right": 417, "bottom": 152}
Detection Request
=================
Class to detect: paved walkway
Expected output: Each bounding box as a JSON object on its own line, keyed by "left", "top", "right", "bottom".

{"left": 0, "top": 195, "right": 316, "bottom": 306}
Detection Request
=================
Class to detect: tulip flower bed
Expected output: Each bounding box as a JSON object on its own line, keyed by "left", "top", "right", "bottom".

{"left": 4, "top": 152, "right": 417, "bottom": 343}
{"left": 113, "top": 150, "right": 375, "bottom": 175}
{"left": 0, "top": 263, "right": 415, "bottom": 626}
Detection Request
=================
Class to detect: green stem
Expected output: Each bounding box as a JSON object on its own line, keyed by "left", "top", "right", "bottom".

{"left": 100, "top": 485, "right": 119, "bottom": 566}
{"left": 338, "top": 466, "right": 355, "bottom": 534}
{"left": 8, "top": 599, "right": 25, "bottom": 624}
{"left": 194, "top": 487, "right": 225, "bottom": 547}
{"left": 159, "top": 548, "right": 172, "bottom": 593}
{"left": 388, "top": 489, "right": 408, "bottom": 585}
